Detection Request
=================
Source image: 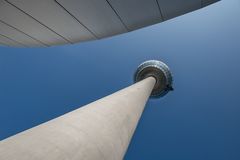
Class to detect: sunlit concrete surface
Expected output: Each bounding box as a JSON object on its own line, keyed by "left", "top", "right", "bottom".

{"left": 0, "top": 77, "right": 155, "bottom": 160}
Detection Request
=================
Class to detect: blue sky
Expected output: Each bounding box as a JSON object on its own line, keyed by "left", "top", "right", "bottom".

{"left": 0, "top": 0, "right": 240, "bottom": 159}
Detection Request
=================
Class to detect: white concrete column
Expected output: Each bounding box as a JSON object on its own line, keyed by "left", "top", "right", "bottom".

{"left": 0, "top": 77, "right": 156, "bottom": 160}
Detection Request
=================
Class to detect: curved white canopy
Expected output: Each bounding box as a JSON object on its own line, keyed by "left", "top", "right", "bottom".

{"left": 0, "top": 0, "right": 219, "bottom": 47}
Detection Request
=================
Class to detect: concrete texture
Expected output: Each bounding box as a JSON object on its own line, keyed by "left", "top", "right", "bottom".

{"left": 0, "top": 77, "right": 156, "bottom": 160}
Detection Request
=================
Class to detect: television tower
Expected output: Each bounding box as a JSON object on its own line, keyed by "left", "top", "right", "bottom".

{"left": 0, "top": 60, "right": 173, "bottom": 160}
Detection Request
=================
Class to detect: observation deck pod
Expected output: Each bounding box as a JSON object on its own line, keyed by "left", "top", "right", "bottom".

{"left": 0, "top": 0, "right": 220, "bottom": 47}
{"left": 134, "top": 60, "right": 173, "bottom": 98}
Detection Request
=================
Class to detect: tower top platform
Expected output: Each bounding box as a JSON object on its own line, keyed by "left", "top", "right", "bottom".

{"left": 134, "top": 60, "right": 173, "bottom": 98}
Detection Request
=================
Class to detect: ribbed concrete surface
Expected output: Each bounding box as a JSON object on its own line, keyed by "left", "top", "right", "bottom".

{"left": 0, "top": 0, "right": 220, "bottom": 47}
{"left": 0, "top": 77, "right": 156, "bottom": 160}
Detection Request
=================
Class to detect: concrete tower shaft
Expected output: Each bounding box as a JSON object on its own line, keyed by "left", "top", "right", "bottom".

{"left": 0, "top": 77, "right": 156, "bottom": 160}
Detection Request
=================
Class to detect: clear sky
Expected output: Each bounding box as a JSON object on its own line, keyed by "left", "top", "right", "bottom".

{"left": 0, "top": 0, "right": 240, "bottom": 159}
